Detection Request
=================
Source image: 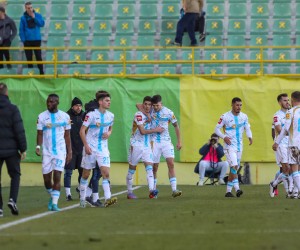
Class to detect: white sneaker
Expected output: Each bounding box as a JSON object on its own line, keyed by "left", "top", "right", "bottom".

{"left": 198, "top": 179, "right": 204, "bottom": 186}
{"left": 218, "top": 178, "right": 225, "bottom": 185}
{"left": 79, "top": 199, "right": 86, "bottom": 208}
{"left": 269, "top": 182, "right": 275, "bottom": 198}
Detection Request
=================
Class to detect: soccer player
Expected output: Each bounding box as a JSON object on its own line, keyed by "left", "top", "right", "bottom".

{"left": 215, "top": 97, "right": 253, "bottom": 198}
{"left": 126, "top": 96, "right": 164, "bottom": 199}
{"left": 269, "top": 93, "right": 290, "bottom": 197}
{"left": 151, "top": 95, "right": 182, "bottom": 198}
{"left": 36, "top": 94, "right": 72, "bottom": 211}
{"left": 273, "top": 91, "right": 300, "bottom": 196}
{"left": 79, "top": 91, "right": 117, "bottom": 208}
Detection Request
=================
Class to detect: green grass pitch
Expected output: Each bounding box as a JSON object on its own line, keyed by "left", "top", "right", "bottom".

{"left": 1, "top": 185, "right": 300, "bottom": 250}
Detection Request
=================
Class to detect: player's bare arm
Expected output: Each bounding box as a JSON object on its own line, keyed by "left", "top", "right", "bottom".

{"left": 173, "top": 122, "right": 182, "bottom": 150}
{"left": 137, "top": 124, "right": 164, "bottom": 135}
{"left": 80, "top": 125, "right": 92, "bottom": 155}
{"left": 64, "top": 129, "right": 72, "bottom": 164}
{"left": 136, "top": 103, "right": 152, "bottom": 122}
{"left": 102, "top": 126, "right": 113, "bottom": 139}
{"left": 36, "top": 130, "right": 43, "bottom": 156}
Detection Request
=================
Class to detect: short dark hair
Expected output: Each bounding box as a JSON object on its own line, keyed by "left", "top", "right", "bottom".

{"left": 0, "top": 6, "right": 5, "bottom": 13}
{"left": 0, "top": 83, "right": 8, "bottom": 95}
{"left": 232, "top": 97, "right": 242, "bottom": 104}
{"left": 211, "top": 133, "right": 219, "bottom": 139}
{"left": 277, "top": 93, "right": 288, "bottom": 102}
{"left": 96, "top": 92, "right": 110, "bottom": 102}
{"left": 95, "top": 90, "right": 108, "bottom": 99}
{"left": 48, "top": 93, "right": 59, "bottom": 99}
{"left": 291, "top": 91, "right": 300, "bottom": 102}
{"left": 151, "top": 95, "right": 162, "bottom": 104}
{"left": 143, "top": 96, "right": 152, "bottom": 103}
{"left": 25, "top": 2, "right": 32, "bottom": 6}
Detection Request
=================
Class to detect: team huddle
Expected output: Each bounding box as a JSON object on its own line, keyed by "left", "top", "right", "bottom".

{"left": 270, "top": 91, "right": 300, "bottom": 199}
{"left": 36, "top": 92, "right": 182, "bottom": 211}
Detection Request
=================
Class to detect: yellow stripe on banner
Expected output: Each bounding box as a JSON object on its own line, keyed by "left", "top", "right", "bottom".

{"left": 180, "top": 76, "right": 300, "bottom": 163}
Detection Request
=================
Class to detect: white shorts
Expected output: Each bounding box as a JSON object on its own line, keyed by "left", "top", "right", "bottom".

{"left": 276, "top": 144, "right": 288, "bottom": 164}
{"left": 288, "top": 146, "right": 300, "bottom": 165}
{"left": 42, "top": 154, "right": 66, "bottom": 174}
{"left": 128, "top": 145, "right": 153, "bottom": 166}
{"left": 152, "top": 142, "right": 174, "bottom": 163}
{"left": 224, "top": 148, "right": 242, "bottom": 167}
{"left": 81, "top": 150, "right": 110, "bottom": 169}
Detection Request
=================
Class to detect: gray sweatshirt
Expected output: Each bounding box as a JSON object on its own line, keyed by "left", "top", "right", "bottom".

{"left": 0, "top": 14, "right": 17, "bottom": 41}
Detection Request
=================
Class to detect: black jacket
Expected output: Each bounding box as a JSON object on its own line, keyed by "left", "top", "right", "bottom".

{"left": 199, "top": 143, "right": 224, "bottom": 162}
{"left": 0, "top": 94, "right": 27, "bottom": 157}
{"left": 67, "top": 108, "right": 84, "bottom": 154}
{"left": 0, "top": 14, "right": 17, "bottom": 42}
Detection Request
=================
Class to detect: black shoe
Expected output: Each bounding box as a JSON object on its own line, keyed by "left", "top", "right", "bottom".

{"left": 199, "top": 33, "right": 206, "bottom": 42}
{"left": 66, "top": 195, "right": 73, "bottom": 201}
{"left": 85, "top": 196, "right": 95, "bottom": 207}
{"left": 225, "top": 192, "right": 234, "bottom": 198}
{"left": 94, "top": 199, "right": 104, "bottom": 208}
{"left": 190, "top": 43, "right": 198, "bottom": 47}
{"left": 236, "top": 190, "right": 243, "bottom": 198}
{"left": 7, "top": 198, "right": 19, "bottom": 215}
{"left": 0, "top": 209, "right": 3, "bottom": 217}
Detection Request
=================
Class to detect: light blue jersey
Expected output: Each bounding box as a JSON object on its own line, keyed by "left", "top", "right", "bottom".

{"left": 37, "top": 110, "right": 71, "bottom": 156}
{"left": 83, "top": 109, "right": 114, "bottom": 152}
{"left": 215, "top": 111, "right": 252, "bottom": 152}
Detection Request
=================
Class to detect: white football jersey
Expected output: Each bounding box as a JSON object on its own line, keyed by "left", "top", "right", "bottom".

{"left": 37, "top": 110, "right": 71, "bottom": 156}
{"left": 130, "top": 111, "right": 151, "bottom": 147}
{"left": 273, "top": 109, "right": 288, "bottom": 146}
{"left": 277, "top": 106, "right": 300, "bottom": 147}
{"left": 151, "top": 106, "right": 177, "bottom": 143}
{"left": 215, "top": 111, "right": 252, "bottom": 152}
{"left": 83, "top": 109, "right": 114, "bottom": 152}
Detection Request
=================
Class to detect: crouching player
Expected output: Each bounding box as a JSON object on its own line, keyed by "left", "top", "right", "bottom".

{"left": 127, "top": 96, "right": 164, "bottom": 199}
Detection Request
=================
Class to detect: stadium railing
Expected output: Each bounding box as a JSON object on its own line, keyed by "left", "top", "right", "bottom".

{"left": 1, "top": 45, "right": 300, "bottom": 78}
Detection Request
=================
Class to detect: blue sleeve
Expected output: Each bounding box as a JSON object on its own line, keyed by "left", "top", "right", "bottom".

{"left": 199, "top": 144, "right": 209, "bottom": 156}
{"left": 19, "top": 17, "right": 25, "bottom": 43}
{"left": 34, "top": 13, "right": 45, "bottom": 27}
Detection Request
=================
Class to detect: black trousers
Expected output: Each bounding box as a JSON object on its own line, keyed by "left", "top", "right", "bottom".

{"left": 24, "top": 40, "right": 44, "bottom": 75}
{"left": 0, "top": 153, "right": 21, "bottom": 210}
{"left": 0, "top": 39, "right": 12, "bottom": 69}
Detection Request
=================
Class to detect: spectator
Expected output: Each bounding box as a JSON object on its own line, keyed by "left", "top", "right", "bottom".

{"left": 173, "top": 0, "right": 203, "bottom": 46}
{"left": 196, "top": 133, "right": 228, "bottom": 186}
{"left": 19, "top": 2, "right": 45, "bottom": 75}
{"left": 0, "top": 6, "right": 17, "bottom": 69}
{"left": 0, "top": 83, "right": 27, "bottom": 217}
{"left": 64, "top": 97, "right": 84, "bottom": 201}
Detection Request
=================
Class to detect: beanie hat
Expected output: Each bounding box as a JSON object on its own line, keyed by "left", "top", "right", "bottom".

{"left": 71, "top": 97, "right": 82, "bottom": 107}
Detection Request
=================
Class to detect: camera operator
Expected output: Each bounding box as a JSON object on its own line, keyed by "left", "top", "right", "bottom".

{"left": 197, "top": 133, "right": 228, "bottom": 186}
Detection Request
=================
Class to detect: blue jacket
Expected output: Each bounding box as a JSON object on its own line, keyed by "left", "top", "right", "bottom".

{"left": 19, "top": 11, "right": 44, "bottom": 42}
{"left": 199, "top": 143, "right": 224, "bottom": 162}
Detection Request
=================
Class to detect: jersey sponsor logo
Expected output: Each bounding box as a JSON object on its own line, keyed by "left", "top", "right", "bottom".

{"left": 286, "top": 113, "right": 290, "bottom": 119}
{"left": 273, "top": 116, "right": 278, "bottom": 123}
{"left": 172, "top": 114, "right": 176, "bottom": 119}
{"left": 96, "top": 122, "right": 100, "bottom": 127}
{"left": 218, "top": 118, "right": 223, "bottom": 124}
{"left": 46, "top": 123, "right": 52, "bottom": 128}
{"left": 84, "top": 115, "right": 89, "bottom": 122}
{"left": 136, "top": 115, "right": 142, "bottom": 122}
{"left": 232, "top": 125, "right": 236, "bottom": 129}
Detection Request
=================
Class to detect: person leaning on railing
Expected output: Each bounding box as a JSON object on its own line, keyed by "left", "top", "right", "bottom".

{"left": 19, "top": 2, "right": 45, "bottom": 75}
{"left": 0, "top": 6, "right": 17, "bottom": 70}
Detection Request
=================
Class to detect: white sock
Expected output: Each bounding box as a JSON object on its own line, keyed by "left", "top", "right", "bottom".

{"left": 65, "top": 187, "right": 71, "bottom": 196}
{"left": 80, "top": 178, "right": 88, "bottom": 201}
{"left": 283, "top": 178, "right": 289, "bottom": 193}
{"left": 273, "top": 173, "right": 288, "bottom": 186}
{"left": 46, "top": 188, "right": 52, "bottom": 196}
{"left": 102, "top": 179, "right": 111, "bottom": 200}
{"left": 126, "top": 169, "right": 135, "bottom": 194}
{"left": 169, "top": 177, "right": 177, "bottom": 191}
{"left": 154, "top": 178, "right": 157, "bottom": 190}
{"left": 233, "top": 178, "right": 239, "bottom": 192}
{"left": 226, "top": 181, "right": 233, "bottom": 193}
{"left": 146, "top": 165, "right": 154, "bottom": 191}
{"left": 288, "top": 175, "right": 294, "bottom": 193}
{"left": 292, "top": 171, "right": 300, "bottom": 191}
{"left": 92, "top": 193, "right": 99, "bottom": 203}
{"left": 86, "top": 187, "right": 92, "bottom": 198}
{"left": 51, "top": 190, "right": 60, "bottom": 205}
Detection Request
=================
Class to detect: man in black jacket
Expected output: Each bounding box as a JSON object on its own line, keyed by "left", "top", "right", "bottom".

{"left": 196, "top": 133, "right": 228, "bottom": 186}
{"left": 0, "top": 83, "right": 27, "bottom": 217}
{"left": 0, "top": 6, "right": 17, "bottom": 69}
{"left": 64, "top": 97, "right": 84, "bottom": 201}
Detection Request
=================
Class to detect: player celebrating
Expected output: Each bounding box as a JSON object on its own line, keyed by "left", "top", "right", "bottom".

{"left": 79, "top": 91, "right": 117, "bottom": 208}
{"left": 126, "top": 96, "right": 164, "bottom": 199}
{"left": 215, "top": 97, "right": 253, "bottom": 198}
{"left": 273, "top": 91, "right": 300, "bottom": 196}
{"left": 269, "top": 93, "right": 290, "bottom": 197}
{"left": 151, "top": 95, "right": 182, "bottom": 198}
{"left": 36, "top": 94, "right": 72, "bottom": 211}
